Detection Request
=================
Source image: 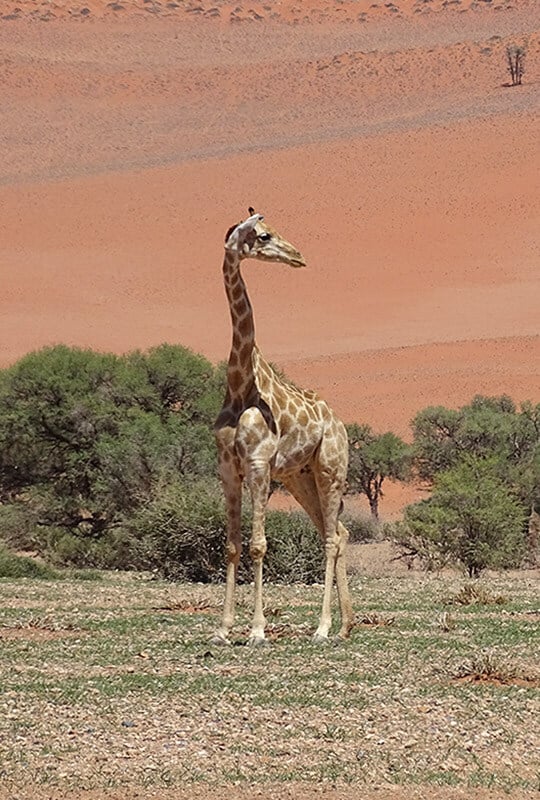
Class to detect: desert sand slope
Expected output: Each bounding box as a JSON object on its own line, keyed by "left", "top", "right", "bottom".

{"left": 0, "top": 2, "right": 538, "bottom": 442}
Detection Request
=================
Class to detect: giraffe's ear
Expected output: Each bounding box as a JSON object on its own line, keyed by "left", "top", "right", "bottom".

{"left": 225, "top": 222, "right": 241, "bottom": 243}
{"left": 225, "top": 213, "right": 264, "bottom": 251}
{"left": 248, "top": 206, "right": 255, "bottom": 215}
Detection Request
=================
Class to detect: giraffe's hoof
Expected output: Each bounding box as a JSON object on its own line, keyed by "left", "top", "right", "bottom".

{"left": 312, "top": 632, "right": 330, "bottom": 646}
{"left": 210, "top": 633, "right": 231, "bottom": 646}
{"left": 247, "top": 635, "right": 269, "bottom": 647}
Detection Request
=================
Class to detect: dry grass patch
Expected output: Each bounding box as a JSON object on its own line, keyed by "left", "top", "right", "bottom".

{"left": 447, "top": 584, "right": 507, "bottom": 607}
{"left": 436, "top": 611, "right": 457, "bottom": 631}
{"left": 0, "top": 614, "right": 82, "bottom": 640}
{"left": 0, "top": 627, "right": 81, "bottom": 641}
{"left": 356, "top": 611, "right": 395, "bottom": 627}
{"left": 504, "top": 609, "right": 540, "bottom": 622}
{"left": 454, "top": 650, "right": 540, "bottom": 688}
{"left": 153, "top": 597, "right": 220, "bottom": 614}
{"left": 263, "top": 622, "right": 313, "bottom": 641}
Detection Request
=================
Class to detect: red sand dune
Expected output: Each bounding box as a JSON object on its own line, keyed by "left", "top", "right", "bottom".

{"left": 0, "top": 1, "right": 538, "bottom": 512}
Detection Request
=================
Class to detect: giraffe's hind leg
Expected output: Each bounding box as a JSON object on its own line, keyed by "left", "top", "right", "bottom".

{"left": 282, "top": 470, "right": 324, "bottom": 533}
{"left": 334, "top": 518, "right": 354, "bottom": 639}
{"left": 313, "top": 424, "right": 354, "bottom": 641}
{"left": 282, "top": 470, "right": 353, "bottom": 641}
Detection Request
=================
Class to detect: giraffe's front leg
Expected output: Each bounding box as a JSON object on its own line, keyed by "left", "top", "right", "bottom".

{"left": 245, "top": 460, "right": 271, "bottom": 646}
{"left": 212, "top": 459, "right": 242, "bottom": 645}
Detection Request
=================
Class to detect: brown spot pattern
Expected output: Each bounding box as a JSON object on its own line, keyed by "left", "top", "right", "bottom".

{"left": 298, "top": 409, "right": 309, "bottom": 426}
{"left": 228, "top": 368, "right": 244, "bottom": 393}
{"left": 239, "top": 342, "right": 252, "bottom": 364}
{"left": 238, "top": 314, "right": 252, "bottom": 337}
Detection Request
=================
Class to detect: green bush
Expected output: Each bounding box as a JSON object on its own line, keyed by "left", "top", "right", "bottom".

{"left": 128, "top": 480, "right": 227, "bottom": 582}
{"left": 393, "top": 457, "right": 527, "bottom": 576}
{"left": 412, "top": 396, "right": 540, "bottom": 510}
{"left": 0, "top": 543, "right": 58, "bottom": 579}
{"left": 0, "top": 344, "right": 223, "bottom": 563}
{"left": 40, "top": 528, "right": 111, "bottom": 569}
{"left": 0, "top": 502, "right": 39, "bottom": 551}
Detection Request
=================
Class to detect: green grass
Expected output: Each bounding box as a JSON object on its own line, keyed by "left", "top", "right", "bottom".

{"left": 0, "top": 571, "right": 538, "bottom": 794}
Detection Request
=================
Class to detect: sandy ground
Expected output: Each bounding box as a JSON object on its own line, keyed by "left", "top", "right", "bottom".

{"left": 0, "top": 2, "right": 539, "bottom": 479}
{"left": 1, "top": 788, "right": 538, "bottom": 800}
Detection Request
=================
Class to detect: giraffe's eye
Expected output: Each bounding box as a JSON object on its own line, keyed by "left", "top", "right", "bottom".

{"left": 258, "top": 233, "right": 271, "bottom": 242}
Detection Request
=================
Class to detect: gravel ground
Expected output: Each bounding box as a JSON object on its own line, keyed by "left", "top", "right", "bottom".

{"left": 0, "top": 564, "right": 538, "bottom": 798}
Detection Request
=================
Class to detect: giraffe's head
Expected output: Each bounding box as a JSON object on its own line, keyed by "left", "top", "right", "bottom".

{"left": 225, "top": 208, "right": 306, "bottom": 268}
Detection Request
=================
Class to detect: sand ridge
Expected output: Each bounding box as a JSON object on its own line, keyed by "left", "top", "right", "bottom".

{"left": 1, "top": 0, "right": 537, "bottom": 23}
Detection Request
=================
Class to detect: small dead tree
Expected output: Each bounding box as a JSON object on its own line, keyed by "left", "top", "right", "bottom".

{"left": 506, "top": 45, "right": 525, "bottom": 86}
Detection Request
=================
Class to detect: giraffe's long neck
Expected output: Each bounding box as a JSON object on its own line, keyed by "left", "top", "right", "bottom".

{"left": 223, "top": 250, "right": 257, "bottom": 402}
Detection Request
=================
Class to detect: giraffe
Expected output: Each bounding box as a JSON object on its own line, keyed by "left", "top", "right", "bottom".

{"left": 212, "top": 209, "right": 354, "bottom": 645}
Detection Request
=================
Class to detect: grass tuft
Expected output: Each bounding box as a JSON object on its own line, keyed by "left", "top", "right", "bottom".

{"left": 153, "top": 595, "right": 218, "bottom": 613}
{"left": 436, "top": 611, "right": 457, "bottom": 631}
{"left": 454, "top": 649, "right": 539, "bottom": 686}
{"left": 357, "top": 611, "right": 395, "bottom": 627}
{"left": 447, "top": 583, "right": 507, "bottom": 606}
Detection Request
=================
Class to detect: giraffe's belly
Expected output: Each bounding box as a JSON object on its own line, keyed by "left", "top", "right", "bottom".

{"left": 271, "top": 435, "right": 320, "bottom": 478}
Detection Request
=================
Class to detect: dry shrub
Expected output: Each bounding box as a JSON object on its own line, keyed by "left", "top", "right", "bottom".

{"left": 357, "top": 611, "right": 395, "bottom": 627}
{"left": 447, "top": 583, "right": 507, "bottom": 606}
{"left": 154, "top": 596, "right": 219, "bottom": 613}
{"left": 130, "top": 480, "right": 325, "bottom": 584}
{"left": 342, "top": 512, "right": 381, "bottom": 543}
